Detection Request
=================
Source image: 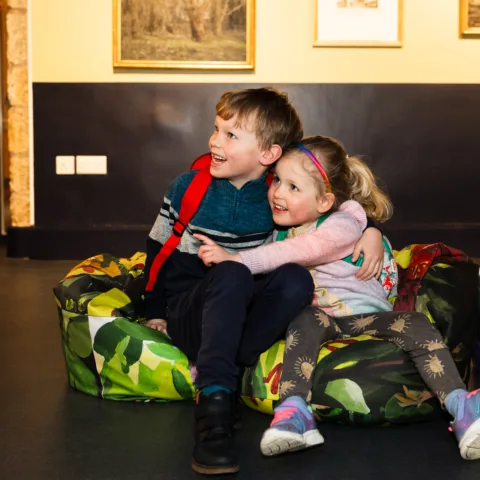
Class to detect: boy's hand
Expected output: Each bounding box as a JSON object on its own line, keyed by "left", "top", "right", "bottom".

{"left": 352, "top": 227, "right": 384, "bottom": 281}
{"left": 194, "top": 234, "right": 243, "bottom": 267}
{"left": 145, "top": 319, "right": 168, "bottom": 335}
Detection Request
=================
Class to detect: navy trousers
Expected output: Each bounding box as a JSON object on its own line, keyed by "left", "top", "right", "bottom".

{"left": 166, "top": 261, "right": 314, "bottom": 391}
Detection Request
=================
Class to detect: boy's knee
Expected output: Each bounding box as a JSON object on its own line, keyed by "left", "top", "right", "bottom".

{"left": 208, "top": 261, "right": 254, "bottom": 292}
{"left": 272, "top": 263, "right": 314, "bottom": 301}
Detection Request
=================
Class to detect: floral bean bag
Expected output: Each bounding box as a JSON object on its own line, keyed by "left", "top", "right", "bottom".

{"left": 54, "top": 244, "right": 479, "bottom": 425}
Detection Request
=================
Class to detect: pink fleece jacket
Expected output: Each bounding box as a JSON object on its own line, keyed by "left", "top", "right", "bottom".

{"left": 239, "top": 200, "right": 393, "bottom": 317}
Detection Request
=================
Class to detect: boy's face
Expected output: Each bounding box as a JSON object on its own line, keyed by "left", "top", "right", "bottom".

{"left": 209, "top": 114, "right": 269, "bottom": 189}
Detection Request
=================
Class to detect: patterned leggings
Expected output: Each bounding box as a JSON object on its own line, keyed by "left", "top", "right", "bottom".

{"left": 280, "top": 307, "right": 465, "bottom": 405}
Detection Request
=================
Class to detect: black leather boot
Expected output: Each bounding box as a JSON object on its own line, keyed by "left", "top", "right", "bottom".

{"left": 232, "top": 392, "right": 242, "bottom": 430}
{"left": 233, "top": 368, "right": 245, "bottom": 429}
{"left": 192, "top": 390, "right": 239, "bottom": 475}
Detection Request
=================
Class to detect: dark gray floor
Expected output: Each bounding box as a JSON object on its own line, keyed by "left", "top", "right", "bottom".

{"left": 1, "top": 246, "right": 480, "bottom": 480}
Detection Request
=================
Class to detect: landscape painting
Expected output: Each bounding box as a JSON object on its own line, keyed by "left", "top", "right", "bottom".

{"left": 113, "top": 0, "right": 255, "bottom": 70}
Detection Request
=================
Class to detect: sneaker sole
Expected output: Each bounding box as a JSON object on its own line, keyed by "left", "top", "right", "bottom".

{"left": 260, "top": 429, "right": 324, "bottom": 457}
{"left": 191, "top": 459, "right": 240, "bottom": 475}
{"left": 459, "top": 418, "right": 480, "bottom": 460}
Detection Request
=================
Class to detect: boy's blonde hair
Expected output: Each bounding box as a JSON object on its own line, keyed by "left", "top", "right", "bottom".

{"left": 285, "top": 136, "right": 393, "bottom": 223}
{"left": 216, "top": 87, "right": 303, "bottom": 151}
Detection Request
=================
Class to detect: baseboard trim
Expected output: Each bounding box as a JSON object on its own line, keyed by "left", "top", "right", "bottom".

{"left": 6, "top": 225, "right": 480, "bottom": 260}
{"left": 7, "top": 226, "right": 150, "bottom": 260}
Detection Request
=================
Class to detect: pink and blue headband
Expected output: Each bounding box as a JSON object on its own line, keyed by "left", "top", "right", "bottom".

{"left": 295, "top": 143, "right": 332, "bottom": 193}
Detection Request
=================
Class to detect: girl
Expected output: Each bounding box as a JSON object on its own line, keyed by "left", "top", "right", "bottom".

{"left": 195, "top": 136, "right": 480, "bottom": 461}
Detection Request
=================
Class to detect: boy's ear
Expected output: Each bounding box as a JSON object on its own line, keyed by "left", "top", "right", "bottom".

{"left": 261, "top": 144, "right": 282, "bottom": 166}
{"left": 317, "top": 193, "right": 335, "bottom": 214}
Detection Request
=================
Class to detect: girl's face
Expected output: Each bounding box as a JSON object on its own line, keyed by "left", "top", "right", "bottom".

{"left": 268, "top": 154, "right": 330, "bottom": 227}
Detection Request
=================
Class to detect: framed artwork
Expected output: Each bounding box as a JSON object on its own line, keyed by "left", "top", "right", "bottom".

{"left": 113, "top": 0, "right": 255, "bottom": 70}
{"left": 460, "top": 0, "right": 480, "bottom": 36}
{"left": 314, "top": 0, "right": 403, "bottom": 47}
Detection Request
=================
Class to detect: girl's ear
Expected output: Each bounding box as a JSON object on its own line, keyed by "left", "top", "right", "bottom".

{"left": 317, "top": 193, "right": 335, "bottom": 214}
{"left": 261, "top": 144, "right": 282, "bottom": 166}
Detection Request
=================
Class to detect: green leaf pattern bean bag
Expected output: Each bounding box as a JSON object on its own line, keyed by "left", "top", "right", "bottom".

{"left": 54, "top": 247, "right": 479, "bottom": 425}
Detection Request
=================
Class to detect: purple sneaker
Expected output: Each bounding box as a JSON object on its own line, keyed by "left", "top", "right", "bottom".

{"left": 450, "top": 389, "right": 480, "bottom": 460}
{"left": 260, "top": 396, "right": 324, "bottom": 456}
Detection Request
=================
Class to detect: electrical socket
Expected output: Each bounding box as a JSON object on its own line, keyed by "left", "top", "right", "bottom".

{"left": 56, "top": 156, "right": 75, "bottom": 175}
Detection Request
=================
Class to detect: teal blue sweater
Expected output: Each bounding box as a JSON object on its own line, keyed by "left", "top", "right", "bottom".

{"left": 144, "top": 170, "right": 273, "bottom": 319}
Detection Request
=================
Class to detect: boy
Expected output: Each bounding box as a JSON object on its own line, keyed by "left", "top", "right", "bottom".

{"left": 144, "top": 87, "right": 315, "bottom": 475}
{"left": 144, "top": 87, "right": 383, "bottom": 474}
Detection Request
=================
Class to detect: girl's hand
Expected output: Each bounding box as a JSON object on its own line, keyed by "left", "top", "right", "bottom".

{"left": 352, "top": 227, "right": 384, "bottom": 281}
{"left": 194, "top": 234, "right": 243, "bottom": 267}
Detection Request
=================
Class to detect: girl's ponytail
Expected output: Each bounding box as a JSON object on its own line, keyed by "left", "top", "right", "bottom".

{"left": 346, "top": 156, "right": 393, "bottom": 223}
{"left": 289, "top": 136, "right": 393, "bottom": 223}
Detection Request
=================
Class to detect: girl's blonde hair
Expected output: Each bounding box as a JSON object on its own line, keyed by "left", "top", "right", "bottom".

{"left": 284, "top": 136, "right": 393, "bottom": 223}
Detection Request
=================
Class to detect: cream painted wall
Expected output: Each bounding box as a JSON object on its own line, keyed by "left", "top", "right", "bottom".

{"left": 32, "top": 0, "right": 480, "bottom": 84}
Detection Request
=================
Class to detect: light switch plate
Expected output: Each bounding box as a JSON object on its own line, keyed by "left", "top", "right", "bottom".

{"left": 76, "top": 155, "right": 108, "bottom": 175}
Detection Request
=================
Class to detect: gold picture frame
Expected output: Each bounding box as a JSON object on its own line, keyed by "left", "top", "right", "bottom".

{"left": 460, "top": 0, "right": 480, "bottom": 36}
{"left": 113, "top": 0, "right": 255, "bottom": 70}
{"left": 314, "top": 0, "right": 403, "bottom": 48}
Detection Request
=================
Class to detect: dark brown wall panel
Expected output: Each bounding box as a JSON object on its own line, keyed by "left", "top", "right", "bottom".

{"left": 14, "top": 83, "right": 480, "bottom": 258}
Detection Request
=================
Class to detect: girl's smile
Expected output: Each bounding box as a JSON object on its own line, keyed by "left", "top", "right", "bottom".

{"left": 268, "top": 155, "right": 327, "bottom": 227}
